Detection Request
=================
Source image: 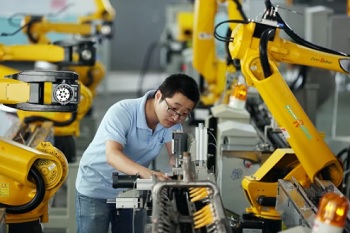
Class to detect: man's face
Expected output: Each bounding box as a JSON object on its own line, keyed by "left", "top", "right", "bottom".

{"left": 155, "top": 91, "right": 195, "bottom": 128}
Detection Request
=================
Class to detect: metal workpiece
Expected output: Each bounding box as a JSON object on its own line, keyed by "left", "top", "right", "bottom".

{"left": 172, "top": 123, "right": 209, "bottom": 171}
{"left": 276, "top": 177, "right": 349, "bottom": 231}
{"left": 172, "top": 131, "right": 188, "bottom": 162}
{"left": 0, "top": 208, "right": 5, "bottom": 233}
{"left": 4, "top": 121, "right": 54, "bottom": 147}
{"left": 182, "top": 152, "right": 196, "bottom": 182}
{"left": 150, "top": 180, "right": 231, "bottom": 233}
{"left": 115, "top": 125, "right": 230, "bottom": 232}
{"left": 276, "top": 179, "right": 316, "bottom": 229}
{"left": 195, "top": 123, "right": 208, "bottom": 165}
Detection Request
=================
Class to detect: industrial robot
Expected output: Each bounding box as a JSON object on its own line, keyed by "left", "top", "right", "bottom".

{"left": 0, "top": 69, "right": 80, "bottom": 233}
{"left": 21, "top": 0, "right": 115, "bottom": 98}
{"left": 12, "top": 0, "right": 115, "bottom": 161}
{"left": 0, "top": 42, "right": 95, "bottom": 162}
{"left": 213, "top": 0, "right": 350, "bottom": 231}
{"left": 192, "top": 0, "right": 246, "bottom": 107}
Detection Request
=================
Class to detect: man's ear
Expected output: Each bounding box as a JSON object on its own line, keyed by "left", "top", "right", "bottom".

{"left": 155, "top": 90, "right": 162, "bottom": 100}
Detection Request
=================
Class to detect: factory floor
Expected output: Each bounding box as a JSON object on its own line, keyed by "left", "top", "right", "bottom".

{"left": 17, "top": 70, "right": 350, "bottom": 233}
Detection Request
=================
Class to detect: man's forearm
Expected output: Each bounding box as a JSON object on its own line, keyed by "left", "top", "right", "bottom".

{"left": 107, "top": 151, "right": 152, "bottom": 178}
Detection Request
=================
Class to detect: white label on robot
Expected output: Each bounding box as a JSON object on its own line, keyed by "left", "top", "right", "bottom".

{"left": 280, "top": 127, "right": 290, "bottom": 139}
{"left": 242, "top": 229, "right": 263, "bottom": 233}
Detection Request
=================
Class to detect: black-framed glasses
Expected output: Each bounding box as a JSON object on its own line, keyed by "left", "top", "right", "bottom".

{"left": 164, "top": 99, "right": 191, "bottom": 121}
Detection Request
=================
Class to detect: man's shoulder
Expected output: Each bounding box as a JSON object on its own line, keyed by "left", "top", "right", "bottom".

{"left": 111, "top": 98, "right": 139, "bottom": 110}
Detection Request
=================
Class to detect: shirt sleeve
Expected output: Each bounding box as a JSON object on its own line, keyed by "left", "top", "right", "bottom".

{"left": 100, "top": 102, "right": 132, "bottom": 147}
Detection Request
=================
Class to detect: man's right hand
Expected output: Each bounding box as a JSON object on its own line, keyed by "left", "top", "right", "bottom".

{"left": 152, "top": 170, "right": 171, "bottom": 181}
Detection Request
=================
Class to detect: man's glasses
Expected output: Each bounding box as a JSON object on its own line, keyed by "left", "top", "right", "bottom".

{"left": 164, "top": 99, "right": 191, "bottom": 121}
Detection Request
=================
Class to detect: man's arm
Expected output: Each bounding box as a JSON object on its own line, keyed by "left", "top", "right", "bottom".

{"left": 106, "top": 140, "right": 170, "bottom": 180}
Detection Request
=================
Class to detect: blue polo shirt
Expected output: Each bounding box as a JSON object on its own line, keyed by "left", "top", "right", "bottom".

{"left": 75, "top": 90, "right": 182, "bottom": 199}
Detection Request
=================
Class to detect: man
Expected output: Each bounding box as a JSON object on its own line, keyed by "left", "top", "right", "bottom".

{"left": 75, "top": 73, "right": 200, "bottom": 233}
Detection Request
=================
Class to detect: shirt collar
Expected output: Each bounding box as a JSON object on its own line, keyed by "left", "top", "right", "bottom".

{"left": 137, "top": 90, "right": 156, "bottom": 130}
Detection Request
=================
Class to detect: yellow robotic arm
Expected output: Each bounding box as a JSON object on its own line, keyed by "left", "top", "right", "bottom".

{"left": 22, "top": 0, "right": 115, "bottom": 44}
{"left": 16, "top": 81, "right": 92, "bottom": 136}
{"left": 78, "top": 0, "right": 116, "bottom": 25}
{"left": 0, "top": 42, "right": 94, "bottom": 136}
{"left": 0, "top": 39, "right": 90, "bottom": 114}
{"left": 0, "top": 42, "right": 94, "bottom": 165}
{"left": 0, "top": 70, "right": 79, "bottom": 112}
{"left": 23, "top": 16, "right": 101, "bottom": 44}
{"left": 20, "top": 0, "right": 115, "bottom": 99}
{"left": 192, "top": 0, "right": 245, "bottom": 105}
{"left": 227, "top": 1, "right": 349, "bottom": 221}
{"left": 0, "top": 137, "right": 68, "bottom": 224}
{"left": 0, "top": 42, "right": 95, "bottom": 67}
{"left": 66, "top": 60, "right": 105, "bottom": 98}
{"left": 0, "top": 70, "right": 78, "bottom": 226}
{"left": 0, "top": 43, "right": 76, "bottom": 64}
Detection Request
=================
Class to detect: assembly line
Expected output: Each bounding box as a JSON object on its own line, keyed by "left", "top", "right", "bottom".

{"left": 1, "top": 0, "right": 350, "bottom": 233}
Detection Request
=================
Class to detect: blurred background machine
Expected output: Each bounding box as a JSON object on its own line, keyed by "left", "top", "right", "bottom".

{"left": 0, "top": 1, "right": 116, "bottom": 232}
{"left": 15, "top": 0, "right": 115, "bottom": 162}
{"left": 21, "top": 0, "right": 115, "bottom": 98}
{"left": 0, "top": 70, "right": 80, "bottom": 233}
{"left": 0, "top": 40, "right": 95, "bottom": 163}
{"left": 160, "top": 2, "right": 194, "bottom": 76}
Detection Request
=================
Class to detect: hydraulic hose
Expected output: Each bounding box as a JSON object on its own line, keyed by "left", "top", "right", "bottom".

{"left": 259, "top": 28, "right": 276, "bottom": 78}
{"left": 23, "top": 112, "right": 77, "bottom": 127}
{"left": 0, "top": 166, "right": 46, "bottom": 214}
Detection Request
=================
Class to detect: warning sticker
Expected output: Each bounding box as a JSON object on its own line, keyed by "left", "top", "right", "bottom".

{"left": 0, "top": 183, "right": 9, "bottom": 197}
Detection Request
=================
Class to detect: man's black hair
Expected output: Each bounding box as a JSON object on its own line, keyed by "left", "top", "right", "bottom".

{"left": 156, "top": 73, "right": 200, "bottom": 105}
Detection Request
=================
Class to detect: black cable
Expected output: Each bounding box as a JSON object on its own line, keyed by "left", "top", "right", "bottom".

{"left": 263, "top": 0, "right": 276, "bottom": 21}
{"left": 337, "top": 149, "right": 348, "bottom": 178}
{"left": 289, "top": 65, "right": 308, "bottom": 91}
{"left": 225, "top": 0, "right": 247, "bottom": 68}
{"left": 337, "top": 148, "right": 348, "bottom": 159}
{"left": 259, "top": 28, "right": 276, "bottom": 78}
{"left": 345, "top": 145, "right": 350, "bottom": 185}
{"left": 217, "top": 0, "right": 349, "bottom": 58}
{"left": 225, "top": 27, "right": 234, "bottom": 66}
{"left": 1, "top": 3, "right": 73, "bottom": 38}
{"left": 261, "top": 0, "right": 349, "bottom": 56}
{"left": 263, "top": 0, "right": 350, "bottom": 57}
{"left": 214, "top": 19, "right": 249, "bottom": 43}
{"left": 26, "top": 19, "right": 40, "bottom": 43}
{"left": 136, "top": 41, "right": 160, "bottom": 97}
{"left": 0, "top": 23, "right": 29, "bottom": 37}
{"left": 6, "top": 13, "right": 25, "bottom": 27}
{"left": 0, "top": 166, "right": 46, "bottom": 214}
{"left": 267, "top": 129, "right": 289, "bottom": 148}
{"left": 23, "top": 112, "right": 77, "bottom": 127}
{"left": 278, "top": 13, "right": 348, "bottom": 56}
{"left": 232, "top": 0, "right": 248, "bottom": 22}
